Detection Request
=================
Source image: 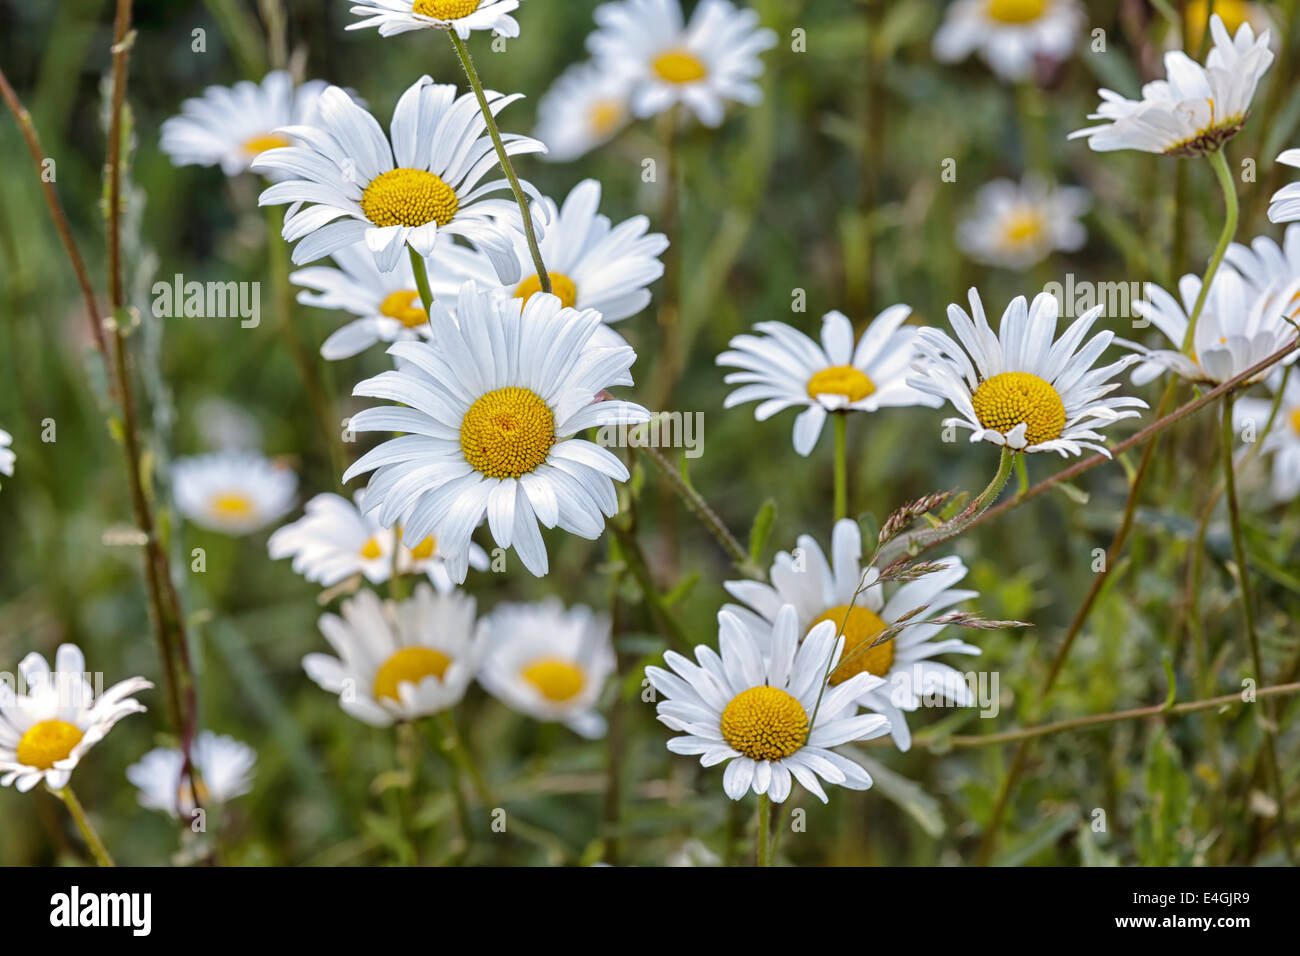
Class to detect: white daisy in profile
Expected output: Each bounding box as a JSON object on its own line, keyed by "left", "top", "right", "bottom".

{"left": 173, "top": 451, "right": 297, "bottom": 535}
{"left": 291, "top": 239, "right": 501, "bottom": 359}
{"left": 1124, "top": 270, "right": 1299, "bottom": 386}
{"left": 254, "top": 75, "right": 546, "bottom": 273}
{"left": 126, "top": 731, "right": 256, "bottom": 818}
{"left": 478, "top": 599, "right": 615, "bottom": 738}
{"left": 344, "top": 283, "right": 650, "bottom": 582}
{"left": 932, "top": 0, "right": 1082, "bottom": 82}
{"left": 1268, "top": 150, "right": 1300, "bottom": 223}
{"left": 0, "top": 644, "right": 151, "bottom": 793}
{"left": 646, "top": 605, "right": 891, "bottom": 803}
{"left": 723, "top": 520, "right": 980, "bottom": 752}
{"left": 1070, "top": 14, "right": 1273, "bottom": 156}
{"left": 500, "top": 179, "right": 668, "bottom": 346}
{"left": 909, "top": 288, "right": 1147, "bottom": 456}
{"left": 1234, "top": 374, "right": 1300, "bottom": 502}
{"left": 534, "top": 62, "right": 634, "bottom": 162}
{"left": 304, "top": 584, "right": 482, "bottom": 726}
{"left": 347, "top": 0, "right": 522, "bottom": 38}
{"left": 0, "top": 428, "right": 13, "bottom": 478}
{"left": 268, "top": 491, "right": 489, "bottom": 591}
{"left": 957, "top": 175, "right": 1089, "bottom": 270}
{"left": 588, "top": 0, "right": 777, "bottom": 128}
{"left": 160, "top": 71, "right": 330, "bottom": 178}
{"left": 717, "top": 308, "right": 943, "bottom": 457}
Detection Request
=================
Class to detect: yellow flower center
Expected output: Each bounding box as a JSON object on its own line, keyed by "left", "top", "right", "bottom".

{"left": 514, "top": 272, "right": 579, "bottom": 309}
{"left": 459, "top": 386, "right": 555, "bottom": 479}
{"left": 209, "top": 491, "right": 256, "bottom": 520}
{"left": 1003, "top": 207, "right": 1045, "bottom": 244}
{"left": 16, "top": 719, "right": 84, "bottom": 771}
{"left": 811, "top": 605, "right": 894, "bottom": 685}
{"left": 379, "top": 289, "right": 429, "bottom": 328}
{"left": 522, "top": 658, "right": 586, "bottom": 702}
{"left": 242, "top": 132, "right": 292, "bottom": 155}
{"left": 1185, "top": 0, "right": 1250, "bottom": 50}
{"left": 407, "top": 535, "right": 437, "bottom": 560}
{"left": 986, "top": 0, "right": 1047, "bottom": 23}
{"left": 971, "top": 371, "right": 1066, "bottom": 446}
{"left": 373, "top": 646, "right": 453, "bottom": 703}
{"left": 719, "top": 686, "right": 809, "bottom": 761}
{"left": 360, "top": 536, "right": 384, "bottom": 560}
{"left": 588, "top": 100, "right": 625, "bottom": 136}
{"left": 177, "top": 776, "right": 212, "bottom": 811}
{"left": 361, "top": 168, "right": 459, "bottom": 229}
{"left": 413, "top": 0, "right": 481, "bottom": 19}
{"left": 652, "top": 49, "right": 709, "bottom": 84}
{"left": 807, "top": 365, "right": 876, "bottom": 403}
{"left": 1290, "top": 407, "right": 1300, "bottom": 437}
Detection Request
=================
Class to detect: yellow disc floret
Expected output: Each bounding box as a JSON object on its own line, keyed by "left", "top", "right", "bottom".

{"left": 373, "top": 647, "right": 452, "bottom": 703}
{"left": 588, "top": 100, "right": 625, "bottom": 137}
{"left": 810, "top": 605, "right": 895, "bottom": 684}
{"left": 522, "top": 658, "right": 586, "bottom": 702}
{"left": 970, "top": 371, "right": 1066, "bottom": 446}
{"left": 243, "top": 132, "right": 292, "bottom": 155}
{"left": 380, "top": 289, "right": 429, "bottom": 329}
{"left": 359, "top": 536, "right": 384, "bottom": 560}
{"left": 720, "top": 686, "right": 809, "bottom": 760}
{"left": 407, "top": 535, "right": 437, "bottom": 560}
{"left": 413, "top": 0, "right": 481, "bottom": 19}
{"left": 514, "top": 272, "right": 578, "bottom": 309}
{"left": 459, "top": 387, "right": 555, "bottom": 478}
{"left": 1290, "top": 407, "right": 1300, "bottom": 437}
{"left": 361, "top": 168, "right": 459, "bottom": 229}
{"left": 16, "top": 719, "right": 84, "bottom": 770}
{"left": 807, "top": 365, "right": 876, "bottom": 403}
{"left": 1002, "top": 207, "right": 1045, "bottom": 244}
{"left": 209, "top": 492, "right": 256, "bottom": 520}
{"left": 986, "top": 0, "right": 1047, "bottom": 24}
{"left": 652, "top": 49, "right": 709, "bottom": 84}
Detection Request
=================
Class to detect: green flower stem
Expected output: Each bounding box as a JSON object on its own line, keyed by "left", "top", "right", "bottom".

{"left": 448, "top": 30, "right": 549, "bottom": 293}
{"left": 833, "top": 413, "right": 848, "bottom": 521}
{"left": 408, "top": 242, "right": 435, "bottom": 316}
{"left": 437, "top": 710, "right": 496, "bottom": 811}
{"left": 50, "top": 785, "right": 115, "bottom": 867}
{"left": 1183, "top": 148, "right": 1238, "bottom": 354}
{"left": 756, "top": 793, "right": 771, "bottom": 867}
{"left": 972, "top": 447, "right": 1015, "bottom": 514}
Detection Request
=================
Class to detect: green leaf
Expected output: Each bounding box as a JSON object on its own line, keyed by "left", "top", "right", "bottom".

{"left": 747, "top": 499, "right": 777, "bottom": 564}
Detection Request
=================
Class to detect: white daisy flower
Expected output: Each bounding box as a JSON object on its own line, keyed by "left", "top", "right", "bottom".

{"left": 1070, "top": 14, "right": 1273, "bottom": 156}
{"left": 343, "top": 282, "right": 650, "bottom": 582}
{"left": 1225, "top": 223, "right": 1300, "bottom": 297}
{"left": 723, "top": 520, "right": 980, "bottom": 752}
{"left": 1124, "top": 269, "right": 1300, "bottom": 386}
{"left": 909, "top": 288, "right": 1147, "bottom": 456}
{"left": 160, "top": 71, "right": 330, "bottom": 178}
{"left": 932, "top": 0, "right": 1082, "bottom": 82}
{"left": 498, "top": 179, "right": 668, "bottom": 346}
{"left": 478, "top": 599, "right": 615, "bottom": 738}
{"left": 1234, "top": 374, "right": 1300, "bottom": 502}
{"left": 0, "top": 644, "right": 151, "bottom": 793}
{"left": 347, "top": 0, "right": 522, "bottom": 38}
{"left": 125, "top": 731, "right": 256, "bottom": 818}
{"left": 0, "top": 428, "right": 13, "bottom": 478}
{"left": 534, "top": 62, "right": 634, "bottom": 162}
{"left": 304, "top": 583, "right": 483, "bottom": 726}
{"left": 957, "top": 175, "right": 1090, "bottom": 270}
{"left": 717, "top": 308, "right": 943, "bottom": 457}
{"left": 173, "top": 450, "right": 297, "bottom": 535}
{"left": 254, "top": 75, "right": 546, "bottom": 274}
{"left": 587, "top": 0, "right": 777, "bottom": 128}
{"left": 1268, "top": 149, "right": 1300, "bottom": 223}
{"left": 291, "top": 238, "right": 501, "bottom": 359}
{"left": 268, "top": 491, "right": 489, "bottom": 591}
{"left": 646, "top": 604, "right": 892, "bottom": 804}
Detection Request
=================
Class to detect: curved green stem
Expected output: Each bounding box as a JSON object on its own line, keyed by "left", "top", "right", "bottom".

{"left": 1183, "top": 148, "right": 1238, "bottom": 354}
{"left": 50, "top": 785, "right": 115, "bottom": 867}
{"left": 407, "top": 243, "right": 435, "bottom": 316}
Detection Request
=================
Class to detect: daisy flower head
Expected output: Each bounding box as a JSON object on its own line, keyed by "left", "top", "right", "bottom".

{"left": 347, "top": 0, "right": 522, "bottom": 39}
{"left": 344, "top": 282, "right": 650, "bottom": 582}
{"left": 646, "top": 604, "right": 892, "bottom": 804}
{"left": 499, "top": 179, "right": 668, "bottom": 345}
{"left": 1268, "top": 150, "right": 1300, "bottom": 223}
{"left": 723, "top": 520, "right": 980, "bottom": 752}
{"left": 254, "top": 75, "right": 546, "bottom": 274}
{"left": 909, "top": 288, "right": 1147, "bottom": 456}
{"left": 932, "top": 0, "right": 1083, "bottom": 82}
{"left": 269, "top": 491, "right": 489, "bottom": 591}
{"left": 0, "top": 428, "right": 13, "bottom": 478}
{"left": 0, "top": 644, "right": 151, "bottom": 793}
{"left": 173, "top": 450, "right": 297, "bottom": 535}
{"left": 478, "top": 599, "right": 615, "bottom": 738}
{"left": 957, "top": 175, "right": 1090, "bottom": 270}
{"left": 1125, "top": 269, "right": 1299, "bottom": 386}
{"left": 1233, "top": 374, "right": 1300, "bottom": 502}
{"left": 534, "top": 62, "right": 634, "bottom": 162}
{"left": 1225, "top": 223, "right": 1300, "bottom": 298}
{"left": 717, "top": 307, "right": 943, "bottom": 457}
{"left": 291, "top": 238, "right": 500, "bottom": 360}
{"left": 1070, "top": 14, "right": 1273, "bottom": 156}
{"left": 126, "top": 731, "right": 256, "bottom": 818}
{"left": 587, "top": 0, "right": 777, "bottom": 128}
{"left": 160, "top": 71, "right": 330, "bottom": 178}
{"left": 304, "top": 584, "right": 482, "bottom": 726}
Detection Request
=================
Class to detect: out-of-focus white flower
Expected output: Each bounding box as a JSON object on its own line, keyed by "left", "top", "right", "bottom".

{"left": 933, "top": 0, "right": 1082, "bottom": 82}
{"left": 126, "top": 731, "right": 256, "bottom": 818}
{"left": 957, "top": 176, "right": 1089, "bottom": 270}
{"left": 173, "top": 451, "right": 297, "bottom": 535}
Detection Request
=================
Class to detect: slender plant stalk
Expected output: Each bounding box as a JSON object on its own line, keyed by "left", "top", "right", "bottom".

{"left": 447, "top": 30, "right": 549, "bottom": 292}
{"left": 408, "top": 243, "right": 436, "bottom": 315}
{"left": 833, "top": 414, "right": 849, "bottom": 521}
{"left": 51, "top": 786, "right": 115, "bottom": 867}
{"left": 438, "top": 709, "right": 497, "bottom": 809}
{"left": 1183, "top": 148, "right": 1238, "bottom": 354}
{"left": 756, "top": 793, "right": 771, "bottom": 867}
